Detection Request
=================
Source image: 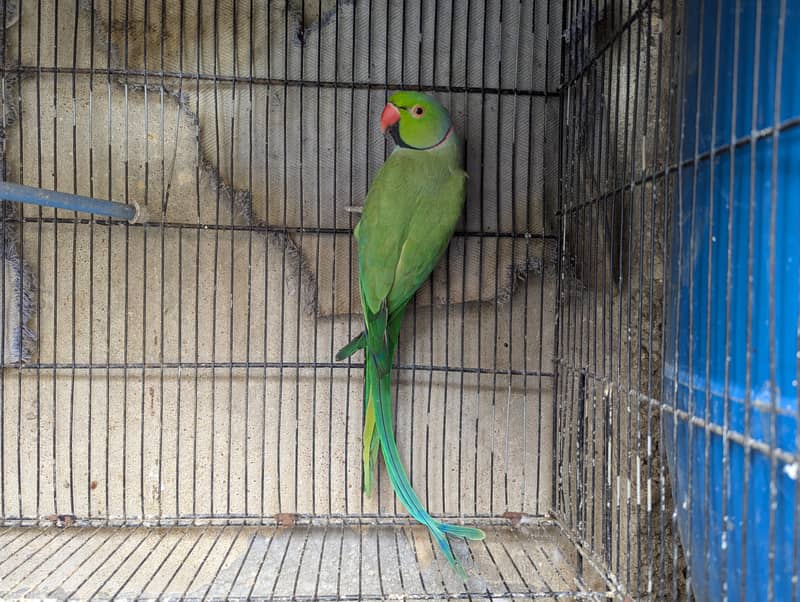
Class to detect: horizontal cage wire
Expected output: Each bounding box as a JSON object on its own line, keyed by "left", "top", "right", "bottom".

{"left": 0, "top": 0, "right": 798, "bottom": 599}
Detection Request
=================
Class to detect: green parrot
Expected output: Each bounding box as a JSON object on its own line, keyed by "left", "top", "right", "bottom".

{"left": 336, "top": 91, "right": 485, "bottom": 577}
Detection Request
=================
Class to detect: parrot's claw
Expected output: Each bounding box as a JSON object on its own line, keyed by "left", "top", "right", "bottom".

{"left": 344, "top": 205, "right": 363, "bottom": 213}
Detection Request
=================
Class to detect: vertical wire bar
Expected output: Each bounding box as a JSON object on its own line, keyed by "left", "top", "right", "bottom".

{"left": 685, "top": 0, "right": 707, "bottom": 593}
{"left": 586, "top": 0, "right": 602, "bottom": 554}
{"left": 560, "top": 0, "right": 577, "bottom": 531}
{"left": 227, "top": 0, "right": 239, "bottom": 523}
{"left": 522, "top": 0, "right": 536, "bottom": 515}
{"left": 20, "top": 528, "right": 109, "bottom": 596}
{"left": 552, "top": 0, "right": 567, "bottom": 520}
{"left": 645, "top": 0, "right": 667, "bottom": 594}
{"left": 631, "top": 2, "right": 649, "bottom": 591}
{"left": 157, "top": 0, "right": 168, "bottom": 524}
{"left": 327, "top": 0, "right": 340, "bottom": 519}
{"left": 104, "top": 0, "right": 114, "bottom": 524}
{"left": 245, "top": 526, "right": 277, "bottom": 598}
{"left": 502, "top": 0, "right": 527, "bottom": 517}
{"left": 766, "top": 2, "right": 787, "bottom": 598}
{"left": 703, "top": 0, "right": 724, "bottom": 595}
{"left": 623, "top": 0, "right": 639, "bottom": 585}
{"left": 226, "top": 530, "right": 257, "bottom": 597}
{"left": 425, "top": 0, "right": 440, "bottom": 522}
{"left": 243, "top": 0, "right": 255, "bottom": 523}
{"left": 138, "top": 528, "right": 192, "bottom": 597}
{"left": 86, "top": 0, "right": 96, "bottom": 522}
{"left": 375, "top": 519, "right": 385, "bottom": 599}
{"left": 268, "top": 526, "right": 296, "bottom": 599}
{"left": 276, "top": 0, "right": 289, "bottom": 517}
{"left": 388, "top": 0, "right": 400, "bottom": 519}
{"left": 260, "top": 0, "right": 273, "bottom": 523}
{"left": 392, "top": 524, "right": 406, "bottom": 592}
{"left": 608, "top": 0, "right": 623, "bottom": 574}
{"left": 106, "top": 529, "right": 172, "bottom": 600}
{"left": 335, "top": 522, "right": 345, "bottom": 599}
{"left": 577, "top": 0, "right": 591, "bottom": 543}
{"left": 311, "top": 521, "right": 330, "bottom": 599}
{"left": 34, "top": 0, "right": 44, "bottom": 524}
{"left": 312, "top": 0, "right": 323, "bottom": 519}
{"left": 440, "top": 0, "right": 455, "bottom": 520}
{"left": 344, "top": 0, "right": 356, "bottom": 516}
{"left": 741, "top": 0, "right": 764, "bottom": 595}
{"left": 12, "top": 0, "right": 25, "bottom": 524}
{"left": 51, "top": 0, "right": 61, "bottom": 521}
{"left": 122, "top": 0, "right": 132, "bottom": 523}
{"left": 407, "top": 0, "right": 421, "bottom": 519}
{"left": 721, "top": 0, "right": 744, "bottom": 597}
{"left": 670, "top": 0, "right": 687, "bottom": 593}
{"left": 535, "top": 0, "right": 553, "bottom": 516}
{"left": 562, "top": 0, "right": 579, "bottom": 532}
{"left": 139, "top": 0, "right": 151, "bottom": 523}
{"left": 465, "top": 0, "right": 489, "bottom": 519}
{"left": 58, "top": 527, "right": 139, "bottom": 598}
{"left": 198, "top": 525, "right": 244, "bottom": 600}
{"left": 616, "top": 0, "right": 633, "bottom": 583}
{"left": 68, "top": 0, "right": 81, "bottom": 521}
{"left": 180, "top": 527, "right": 226, "bottom": 598}
{"left": 487, "top": 0, "right": 504, "bottom": 517}
{"left": 599, "top": 0, "right": 615, "bottom": 565}
{"left": 661, "top": 0, "right": 681, "bottom": 594}
{"left": 80, "top": 529, "right": 157, "bottom": 599}
{"left": 555, "top": 0, "right": 571, "bottom": 525}
{"left": 573, "top": 0, "right": 590, "bottom": 549}
{"left": 294, "top": 0, "right": 305, "bottom": 517}
{"left": 684, "top": 0, "right": 708, "bottom": 596}
{"left": 209, "top": 0, "right": 222, "bottom": 520}
{"left": 175, "top": 0, "right": 187, "bottom": 523}
{"left": 192, "top": 0, "right": 203, "bottom": 524}
{"left": 455, "top": 0, "right": 471, "bottom": 522}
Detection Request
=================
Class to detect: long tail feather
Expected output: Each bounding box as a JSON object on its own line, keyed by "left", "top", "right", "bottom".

{"left": 367, "top": 347, "right": 484, "bottom": 579}
{"left": 362, "top": 371, "right": 379, "bottom": 497}
{"left": 357, "top": 307, "right": 406, "bottom": 497}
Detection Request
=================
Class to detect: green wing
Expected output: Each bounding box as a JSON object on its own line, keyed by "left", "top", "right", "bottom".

{"left": 356, "top": 150, "right": 466, "bottom": 316}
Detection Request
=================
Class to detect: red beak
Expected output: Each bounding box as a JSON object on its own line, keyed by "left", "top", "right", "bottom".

{"left": 380, "top": 103, "right": 401, "bottom": 134}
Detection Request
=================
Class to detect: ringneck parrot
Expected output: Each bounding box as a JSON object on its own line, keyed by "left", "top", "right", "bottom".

{"left": 336, "top": 91, "right": 485, "bottom": 578}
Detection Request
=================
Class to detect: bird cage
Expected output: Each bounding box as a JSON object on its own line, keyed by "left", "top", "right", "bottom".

{"left": 0, "top": 0, "right": 798, "bottom": 600}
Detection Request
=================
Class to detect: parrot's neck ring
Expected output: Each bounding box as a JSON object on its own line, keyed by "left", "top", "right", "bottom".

{"left": 390, "top": 124, "right": 453, "bottom": 151}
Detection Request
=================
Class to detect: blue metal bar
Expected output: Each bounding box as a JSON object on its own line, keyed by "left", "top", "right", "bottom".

{"left": 0, "top": 181, "right": 138, "bottom": 221}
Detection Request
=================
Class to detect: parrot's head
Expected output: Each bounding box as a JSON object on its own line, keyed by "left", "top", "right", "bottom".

{"left": 380, "top": 91, "right": 453, "bottom": 150}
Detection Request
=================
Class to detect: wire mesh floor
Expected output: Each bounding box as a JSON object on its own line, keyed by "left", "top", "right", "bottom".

{"left": 0, "top": 519, "right": 614, "bottom": 600}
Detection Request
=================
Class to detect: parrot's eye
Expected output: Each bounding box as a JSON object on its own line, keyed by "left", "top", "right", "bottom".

{"left": 411, "top": 105, "right": 425, "bottom": 118}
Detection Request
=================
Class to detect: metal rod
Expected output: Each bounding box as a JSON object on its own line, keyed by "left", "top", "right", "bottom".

{"left": 0, "top": 181, "right": 138, "bottom": 221}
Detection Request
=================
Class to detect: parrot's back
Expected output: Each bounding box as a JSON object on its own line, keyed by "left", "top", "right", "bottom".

{"left": 355, "top": 139, "right": 466, "bottom": 317}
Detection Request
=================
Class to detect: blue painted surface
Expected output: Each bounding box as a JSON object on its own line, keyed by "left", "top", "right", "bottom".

{"left": 663, "top": 1, "right": 800, "bottom": 600}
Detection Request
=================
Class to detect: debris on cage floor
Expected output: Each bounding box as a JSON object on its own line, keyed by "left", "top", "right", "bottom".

{"left": 0, "top": 519, "right": 614, "bottom": 600}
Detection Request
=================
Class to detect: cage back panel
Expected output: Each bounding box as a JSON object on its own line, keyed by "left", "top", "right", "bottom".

{"left": 0, "top": 0, "right": 562, "bottom": 526}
